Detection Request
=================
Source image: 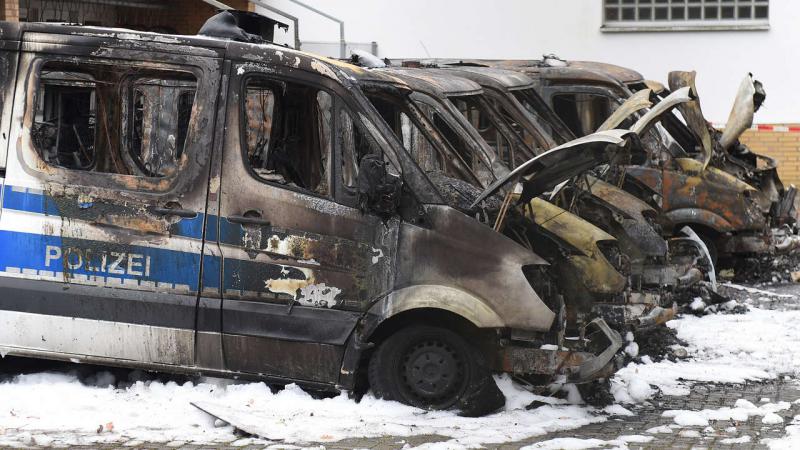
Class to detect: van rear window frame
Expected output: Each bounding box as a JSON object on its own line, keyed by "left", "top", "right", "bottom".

{"left": 21, "top": 55, "right": 206, "bottom": 195}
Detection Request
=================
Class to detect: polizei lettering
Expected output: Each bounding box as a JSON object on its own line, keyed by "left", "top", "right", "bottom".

{"left": 45, "top": 245, "right": 152, "bottom": 277}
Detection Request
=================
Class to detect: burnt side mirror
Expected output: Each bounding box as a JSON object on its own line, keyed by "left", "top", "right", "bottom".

{"left": 356, "top": 154, "right": 402, "bottom": 219}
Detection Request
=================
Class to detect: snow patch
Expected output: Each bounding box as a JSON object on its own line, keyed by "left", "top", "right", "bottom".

{"left": 722, "top": 282, "right": 794, "bottom": 298}
{"left": 662, "top": 400, "right": 790, "bottom": 428}
{"left": 664, "top": 410, "right": 709, "bottom": 427}
{"left": 522, "top": 434, "right": 653, "bottom": 449}
{"left": 763, "top": 412, "right": 785, "bottom": 424}
{"left": 611, "top": 305, "right": 800, "bottom": 403}
{"left": 610, "top": 376, "right": 655, "bottom": 404}
{"left": 0, "top": 373, "right": 605, "bottom": 448}
{"left": 721, "top": 435, "right": 752, "bottom": 444}
{"left": 690, "top": 297, "right": 706, "bottom": 311}
{"left": 764, "top": 415, "right": 800, "bottom": 449}
{"left": 645, "top": 425, "right": 673, "bottom": 434}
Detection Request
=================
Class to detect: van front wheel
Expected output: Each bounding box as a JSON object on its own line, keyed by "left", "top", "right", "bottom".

{"left": 367, "top": 325, "right": 504, "bottom": 416}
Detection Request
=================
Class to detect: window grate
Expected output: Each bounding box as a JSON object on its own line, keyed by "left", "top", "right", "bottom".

{"left": 603, "top": 0, "right": 769, "bottom": 31}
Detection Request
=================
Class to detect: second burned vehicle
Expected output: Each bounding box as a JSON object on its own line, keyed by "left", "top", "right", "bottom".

{"left": 367, "top": 60, "right": 714, "bottom": 329}
{"left": 340, "top": 58, "right": 706, "bottom": 333}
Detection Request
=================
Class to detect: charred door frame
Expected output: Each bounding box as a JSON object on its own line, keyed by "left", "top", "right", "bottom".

{"left": 214, "top": 57, "right": 401, "bottom": 387}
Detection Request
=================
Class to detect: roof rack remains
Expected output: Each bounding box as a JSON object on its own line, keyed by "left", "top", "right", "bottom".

{"left": 198, "top": 10, "right": 289, "bottom": 43}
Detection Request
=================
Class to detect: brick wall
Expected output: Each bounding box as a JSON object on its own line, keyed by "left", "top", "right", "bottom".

{"left": 1, "top": 0, "right": 19, "bottom": 21}
{"left": 161, "top": 0, "right": 254, "bottom": 35}
{"left": 739, "top": 125, "right": 800, "bottom": 187}
{"left": 0, "top": 1, "right": 254, "bottom": 35}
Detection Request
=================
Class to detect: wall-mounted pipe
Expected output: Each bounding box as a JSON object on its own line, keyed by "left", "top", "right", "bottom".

{"left": 284, "top": 0, "right": 345, "bottom": 58}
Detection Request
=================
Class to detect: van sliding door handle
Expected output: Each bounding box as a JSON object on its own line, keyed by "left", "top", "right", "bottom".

{"left": 228, "top": 213, "right": 271, "bottom": 227}
{"left": 151, "top": 206, "right": 198, "bottom": 218}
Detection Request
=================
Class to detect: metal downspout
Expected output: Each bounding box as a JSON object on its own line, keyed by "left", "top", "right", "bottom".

{"left": 284, "top": 0, "right": 346, "bottom": 58}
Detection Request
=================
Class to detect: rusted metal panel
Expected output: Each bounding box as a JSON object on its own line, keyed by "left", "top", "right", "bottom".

{"left": 525, "top": 198, "right": 625, "bottom": 295}
{"left": 597, "top": 88, "right": 652, "bottom": 132}
{"left": 667, "top": 71, "right": 714, "bottom": 170}
{"left": 626, "top": 163, "right": 767, "bottom": 233}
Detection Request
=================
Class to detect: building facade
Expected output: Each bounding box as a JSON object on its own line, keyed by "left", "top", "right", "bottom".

{"left": 0, "top": 0, "right": 796, "bottom": 185}
{"left": 258, "top": 0, "right": 800, "bottom": 186}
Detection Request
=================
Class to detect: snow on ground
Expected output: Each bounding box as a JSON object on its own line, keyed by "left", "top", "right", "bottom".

{"left": 520, "top": 434, "right": 653, "bottom": 450}
{"left": 612, "top": 304, "right": 800, "bottom": 401}
{"left": 0, "top": 372, "right": 606, "bottom": 448}
{"left": 722, "top": 282, "right": 795, "bottom": 299}
{"left": 1, "top": 290, "right": 800, "bottom": 447}
{"left": 661, "top": 399, "right": 791, "bottom": 427}
{"left": 765, "top": 413, "right": 800, "bottom": 449}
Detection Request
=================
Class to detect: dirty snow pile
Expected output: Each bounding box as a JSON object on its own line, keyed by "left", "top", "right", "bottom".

{"left": 765, "top": 413, "right": 800, "bottom": 449}
{"left": 520, "top": 434, "right": 653, "bottom": 450}
{"left": 661, "top": 398, "right": 791, "bottom": 427}
{"left": 0, "top": 372, "right": 608, "bottom": 448}
{"left": 611, "top": 302, "right": 800, "bottom": 402}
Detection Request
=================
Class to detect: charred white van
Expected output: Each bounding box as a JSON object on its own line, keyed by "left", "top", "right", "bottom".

{"left": 0, "top": 12, "right": 620, "bottom": 415}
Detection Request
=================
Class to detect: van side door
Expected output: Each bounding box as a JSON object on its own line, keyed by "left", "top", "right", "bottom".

{"left": 0, "top": 33, "right": 220, "bottom": 367}
{"left": 215, "top": 57, "right": 398, "bottom": 385}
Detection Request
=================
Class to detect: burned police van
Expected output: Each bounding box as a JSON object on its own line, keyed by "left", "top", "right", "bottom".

{"left": 0, "top": 12, "right": 620, "bottom": 416}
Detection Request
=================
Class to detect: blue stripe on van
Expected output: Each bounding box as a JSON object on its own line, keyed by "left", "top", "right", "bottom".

{"left": 2, "top": 185, "right": 61, "bottom": 216}
{"left": 1, "top": 184, "right": 209, "bottom": 240}
{"left": 0, "top": 186, "right": 306, "bottom": 296}
{"left": 0, "top": 230, "right": 208, "bottom": 290}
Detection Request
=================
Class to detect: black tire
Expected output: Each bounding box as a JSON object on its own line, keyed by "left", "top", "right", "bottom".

{"left": 368, "top": 325, "right": 504, "bottom": 416}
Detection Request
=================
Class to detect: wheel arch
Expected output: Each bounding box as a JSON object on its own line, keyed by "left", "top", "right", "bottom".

{"left": 368, "top": 284, "right": 506, "bottom": 332}
{"left": 337, "top": 285, "right": 505, "bottom": 392}
{"left": 666, "top": 208, "right": 734, "bottom": 233}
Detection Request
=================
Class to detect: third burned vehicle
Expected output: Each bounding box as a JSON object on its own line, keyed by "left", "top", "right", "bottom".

{"left": 489, "top": 58, "right": 798, "bottom": 269}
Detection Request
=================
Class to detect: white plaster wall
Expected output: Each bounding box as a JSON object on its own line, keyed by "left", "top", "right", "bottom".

{"left": 259, "top": 0, "right": 799, "bottom": 123}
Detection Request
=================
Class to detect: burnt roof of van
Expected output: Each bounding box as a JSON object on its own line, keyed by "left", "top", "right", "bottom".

{"left": 436, "top": 66, "right": 536, "bottom": 91}
{"left": 377, "top": 67, "right": 483, "bottom": 98}
{"left": 0, "top": 21, "right": 378, "bottom": 85}
{"left": 429, "top": 58, "right": 644, "bottom": 87}
{"left": 491, "top": 60, "right": 644, "bottom": 85}
{"left": 566, "top": 61, "right": 644, "bottom": 84}
{"left": 0, "top": 21, "right": 227, "bottom": 52}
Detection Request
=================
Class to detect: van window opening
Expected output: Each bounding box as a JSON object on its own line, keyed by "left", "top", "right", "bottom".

{"left": 450, "top": 94, "right": 533, "bottom": 170}
{"left": 367, "top": 92, "right": 485, "bottom": 188}
{"left": 32, "top": 62, "right": 197, "bottom": 178}
{"left": 339, "top": 105, "right": 401, "bottom": 189}
{"left": 512, "top": 88, "right": 572, "bottom": 144}
{"left": 552, "top": 93, "right": 612, "bottom": 137}
{"left": 242, "top": 77, "right": 332, "bottom": 196}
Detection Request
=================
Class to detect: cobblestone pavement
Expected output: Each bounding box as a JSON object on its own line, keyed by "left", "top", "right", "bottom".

{"left": 512, "top": 379, "right": 800, "bottom": 450}
{"left": 55, "top": 380, "right": 796, "bottom": 449}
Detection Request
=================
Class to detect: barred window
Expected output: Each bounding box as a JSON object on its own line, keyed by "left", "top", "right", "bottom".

{"left": 603, "top": 0, "right": 769, "bottom": 31}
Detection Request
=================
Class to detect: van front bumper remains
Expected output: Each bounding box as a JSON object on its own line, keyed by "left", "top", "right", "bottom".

{"left": 593, "top": 301, "right": 678, "bottom": 331}
{"left": 499, "top": 318, "right": 624, "bottom": 383}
